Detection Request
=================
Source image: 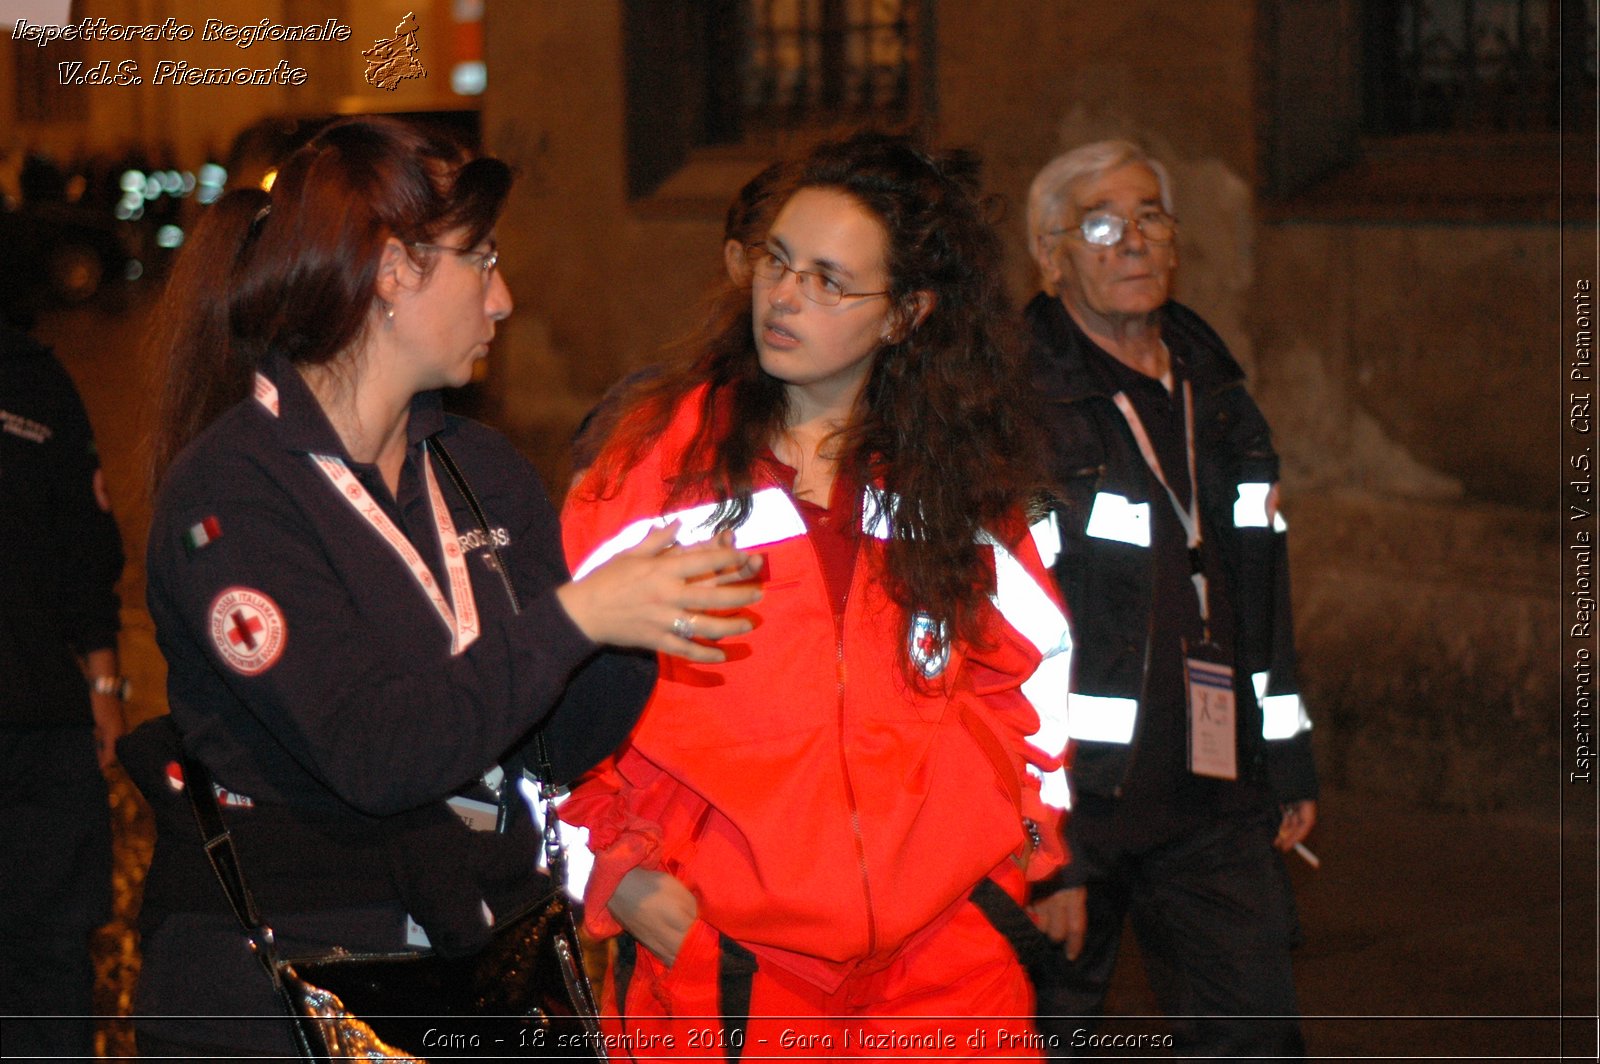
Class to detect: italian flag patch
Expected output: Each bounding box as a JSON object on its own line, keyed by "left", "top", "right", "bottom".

{"left": 185, "top": 516, "right": 222, "bottom": 554}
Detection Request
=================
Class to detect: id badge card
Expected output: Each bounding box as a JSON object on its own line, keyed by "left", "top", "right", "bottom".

{"left": 1184, "top": 643, "right": 1237, "bottom": 780}
{"left": 446, "top": 794, "right": 499, "bottom": 832}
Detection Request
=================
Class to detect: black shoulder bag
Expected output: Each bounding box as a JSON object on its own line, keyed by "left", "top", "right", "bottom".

{"left": 183, "top": 436, "right": 608, "bottom": 1061}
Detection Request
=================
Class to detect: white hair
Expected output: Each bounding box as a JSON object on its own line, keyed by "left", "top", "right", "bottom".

{"left": 1025, "top": 141, "right": 1175, "bottom": 265}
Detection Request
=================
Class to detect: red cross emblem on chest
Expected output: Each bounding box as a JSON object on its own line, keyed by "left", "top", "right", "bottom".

{"left": 908, "top": 611, "right": 949, "bottom": 678}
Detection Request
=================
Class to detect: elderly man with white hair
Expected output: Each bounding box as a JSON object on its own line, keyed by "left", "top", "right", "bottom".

{"left": 1022, "top": 141, "right": 1317, "bottom": 1061}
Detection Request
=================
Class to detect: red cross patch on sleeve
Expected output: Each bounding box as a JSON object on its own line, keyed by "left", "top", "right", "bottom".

{"left": 208, "top": 586, "right": 288, "bottom": 676}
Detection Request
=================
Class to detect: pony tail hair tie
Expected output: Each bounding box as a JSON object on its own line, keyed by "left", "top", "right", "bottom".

{"left": 248, "top": 203, "right": 272, "bottom": 238}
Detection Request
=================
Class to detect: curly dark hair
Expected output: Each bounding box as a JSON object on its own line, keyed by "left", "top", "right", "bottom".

{"left": 593, "top": 131, "right": 1043, "bottom": 657}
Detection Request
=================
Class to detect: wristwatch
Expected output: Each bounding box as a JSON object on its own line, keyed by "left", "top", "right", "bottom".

{"left": 91, "top": 675, "right": 131, "bottom": 700}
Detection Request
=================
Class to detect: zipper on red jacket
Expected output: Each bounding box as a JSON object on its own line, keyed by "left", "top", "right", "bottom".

{"left": 832, "top": 577, "right": 879, "bottom": 957}
{"left": 789, "top": 469, "right": 879, "bottom": 958}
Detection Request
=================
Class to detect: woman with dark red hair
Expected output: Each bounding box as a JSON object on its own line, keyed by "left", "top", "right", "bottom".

{"left": 131, "top": 115, "right": 763, "bottom": 1057}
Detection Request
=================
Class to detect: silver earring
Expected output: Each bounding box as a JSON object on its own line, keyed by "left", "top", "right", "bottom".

{"left": 384, "top": 302, "right": 395, "bottom": 322}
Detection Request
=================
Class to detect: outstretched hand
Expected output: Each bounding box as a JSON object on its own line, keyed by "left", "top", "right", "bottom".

{"left": 557, "top": 523, "right": 763, "bottom": 663}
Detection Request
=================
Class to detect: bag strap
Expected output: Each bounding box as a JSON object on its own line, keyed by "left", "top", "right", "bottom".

{"left": 182, "top": 752, "right": 265, "bottom": 932}
{"left": 180, "top": 753, "right": 322, "bottom": 1060}
{"left": 427, "top": 434, "right": 570, "bottom": 886}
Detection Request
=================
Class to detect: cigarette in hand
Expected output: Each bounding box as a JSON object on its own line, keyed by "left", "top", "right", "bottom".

{"left": 1293, "top": 842, "right": 1321, "bottom": 869}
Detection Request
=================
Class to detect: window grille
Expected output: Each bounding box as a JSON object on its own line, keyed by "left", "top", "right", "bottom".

{"left": 739, "top": 0, "right": 921, "bottom": 133}
{"left": 1364, "top": 0, "right": 1597, "bottom": 134}
{"left": 624, "top": 0, "right": 927, "bottom": 196}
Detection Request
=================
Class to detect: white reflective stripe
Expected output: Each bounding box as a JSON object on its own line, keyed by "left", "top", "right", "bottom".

{"left": 861, "top": 486, "right": 896, "bottom": 540}
{"left": 1084, "top": 492, "right": 1151, "bottom": 547}
{"left": 983, "top": 534, "right": 1074, "bottom": 742}
{"left": 1234, "top": 482, "right": 1271, "bottom": 528}
{"left": 983, "top": 534, "right": 1073, "bottom": 660}
{"left": 1251, "top": 670, "right": 1312, "bottom": 739}
{"left": 1030, "top": 511, "right": 1062, "bottom": 569}
{"left": 1023, "top": 650, "right": 1074, "bottom": 756}
{"left": 1029, "top": 764, "right": 1071, "bottom": 812}
{"left": 572, "top": 486, "right": 806, "bottom": 579}
{"left": 1234, "top": 481, "right": 1289, "bottom": 532}
{"left": 1068, "top": 693, "right": 1138, "bottom": 744}
{"left": 1260, "top": 694, "right": 1310, "bottom": 739}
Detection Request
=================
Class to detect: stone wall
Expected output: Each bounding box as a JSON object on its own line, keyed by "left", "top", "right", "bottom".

{"left": 1291, "top": 494, "right": 1557, "bottom": 810}
{"left": 482, "top": 0, "right": 753, "bottom": 487}
{"left": 1254, "top": 223, "right": 1560, "bottom": 507}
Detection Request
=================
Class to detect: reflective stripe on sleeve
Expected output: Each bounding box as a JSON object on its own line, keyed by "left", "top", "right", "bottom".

{"left": 572, "top": 485, "right": 806, "bottom": 579}
{"left": 1030, "top": 510, "right": 1062, "bottom": 569}
{"left": 982, "top": 534, "right": 1074, "bottom": 810}
{"left": 861, "top": 486, "right": 895, "bottom": 540}
{"left": 1252, "top": 670, "right": 1312, "bottom": 740}
{"left": 1029, "top": 763, "right": 1072, "bottom": 811}
{"left": 1234, "top": 482, "right": 1288, "bottom": 532}
{"left": 1067, "top": 694, "right": 1138, "bottom": 744}
{"left": 983, "top": 537, "right": 1074, "bottom": 701}
{"left": 1085, "top": 491, "right": 1151, "bottom": 547}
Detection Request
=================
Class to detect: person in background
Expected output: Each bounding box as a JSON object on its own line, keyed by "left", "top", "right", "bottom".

{"left": 719, "top": 160, "right": 785, "bottom": 285}
{"left": 0, "top": 309, "right": 126, "bottom": 1062}
{"left": 570, "top": 161, "right": 787, "bottom": 483}
{"left": 561, "top": 131, "right": 1074, "bottom": 1058}
{"left": 1023, "top": 140, "right": 1316, "bottom": 1059}
{"left": 129, "top": 115, "right": 763, "bottom": 1057}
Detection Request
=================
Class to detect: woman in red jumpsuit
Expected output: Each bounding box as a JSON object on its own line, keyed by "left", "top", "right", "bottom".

{"left": 562, "top": 133, "right": 1075, "bottom": 1059}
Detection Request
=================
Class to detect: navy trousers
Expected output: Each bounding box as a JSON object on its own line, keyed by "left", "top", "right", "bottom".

{"left": 0, "top": 726, "right": 112, "bottom": 1063}
{"left": 1037, "top": 809, "right": 1306, "bottom": 1062}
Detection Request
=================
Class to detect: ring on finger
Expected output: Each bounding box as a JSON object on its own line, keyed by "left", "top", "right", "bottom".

{"left": 670, "top": 614, "right": 696, "bottom": 640}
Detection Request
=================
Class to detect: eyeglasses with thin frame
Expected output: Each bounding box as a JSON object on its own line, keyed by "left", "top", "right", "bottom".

{"left": 746, "top": 243, "right": 890, "bottom": 307}
{"left": 1050, "top": 209, "right": 1177, "bottom": 248}
{"left": 410, "top": 239, "right": 500, "bottom": 277}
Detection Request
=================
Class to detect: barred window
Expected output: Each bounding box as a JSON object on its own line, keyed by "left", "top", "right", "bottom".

{"left": 623, "top": 0, "right": 928, "bottom": 198}
{"left": 1259, "top": 0, "right": 1593, "bottom": 215}
{"left": 1364, "top": 0, "right": 1598, "bottom": 135}
{"left": 741, "top": 0, "right": 921, "bottom": 133}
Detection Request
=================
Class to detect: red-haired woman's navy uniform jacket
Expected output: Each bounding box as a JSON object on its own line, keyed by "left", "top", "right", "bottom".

{"left": 132, "top": 355, "right": 649, "bottom": 1050}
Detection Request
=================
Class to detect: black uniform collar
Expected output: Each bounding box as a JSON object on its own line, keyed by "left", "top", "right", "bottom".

{"left": 1025, "top": 292, "right": 1245, "bottom": 404}
{"left": 1095, "top": 329, "right": 1191, "bottom": 400}
{"left": 258, "top": 352, "right": 447, "bottom": 460}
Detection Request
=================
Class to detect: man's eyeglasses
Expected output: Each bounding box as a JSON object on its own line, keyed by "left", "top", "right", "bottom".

{"left": 746, "top": 244, "right": 889, "bottom": 307}
{"left": 1051, "top": 210, "right": 1177, "bottom": 248}
{"left": 411, "top": 240, "right": 500, "bottom": 277}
